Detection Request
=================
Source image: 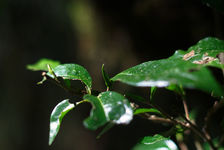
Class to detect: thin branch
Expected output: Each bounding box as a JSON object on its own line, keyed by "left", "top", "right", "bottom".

{"left": 204, "top": 100, "right": 224, "bottom": 148}
{"left": 140, "top": 113, "right": 175, "bottom": 124}
{"left": 182, "top": 98, "right": 190, "bottom": 120}
{"left": 181, "top": 115, "right": 217, "bottom": 150}
{"left": 149, "top": 103, "right": 186, "bottom": 127}
{"left": 145, "top": 101, "right": 217, "bottom": 150}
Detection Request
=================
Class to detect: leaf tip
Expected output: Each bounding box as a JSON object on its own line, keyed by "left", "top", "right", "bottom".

{"left": 48, "top": 138, "right": 53, "bottom": 146}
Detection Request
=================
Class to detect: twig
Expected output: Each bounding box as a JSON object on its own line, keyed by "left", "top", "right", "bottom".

{"left": 144, "top": 101, "right": 217, "bottom": 150}
{"left": 181, "top": 115, "right": 217, "bottom": 150}
{"left": 149, "top": 103, "right": 186, "bottom": 127}
{"left": 204, "top": 100, "right": 224, "bottom": 148}
{"left": 182, "top": 98, "right": 190, "bottom": 120}
{"left": 140, "top": 113, "right": 175, "bottom": 124}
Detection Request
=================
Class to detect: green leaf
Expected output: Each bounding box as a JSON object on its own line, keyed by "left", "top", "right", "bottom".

{"left": 47, "top": 64, "right": 92, "bottom": 93}
{"left": 112, "top": 58, "right": 223, "bottom": 96}
{"left": 150, "top": 87, "right": 157, "bottom": 102}
{"left": 102, "top": 64, "right": 113, "bottom": 89}
{"left": 83, "top": 91, "right": 133, "bottom": 130}
{"left": 49, "top": 100, "right": 75, "bottom": 145}
{"left": 132, "top": 134, "right": 179, "bottom": 150}
{"left": 134, "top": 108, "right": 162, "bottom": 116}
{"left": 82, "top": 95, "right": 108, "bottom": 130}
{"left": 177, "top": 37, "right": 224, "bottom": 69}
{"left": 189, "top": 37, "right": 224, "bottom": 52}
{"left": 202, "top": 0, "right": 224, "bottom": 12}
{"left": 166, "top": 84, "right": 185, "bottom": 96}
{"left": 27, "top": 58, "right": 60, "bottom": 71}
{"left": 112, "top": 37, "right": 224, "bottom": 96}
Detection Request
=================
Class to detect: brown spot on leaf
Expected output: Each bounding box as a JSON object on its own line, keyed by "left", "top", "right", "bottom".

{"left": 193, "top": 56, "right": 217, "bottom": 64}
{"left": 183, "top": 50, "right": 195, "bottom": 60}
{"left": 193, "top": 60, "right": 204, "bottom": 64}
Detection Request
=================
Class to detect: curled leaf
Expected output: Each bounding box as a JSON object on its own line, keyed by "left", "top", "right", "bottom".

{"left": 83, "top": 91, "right": 133, "bottom": 130}
{"left": 47, "top": 64, "right": 92, "bottom": 94}
{"left": 49, "top": 100, "right": 75, "bottom": 145}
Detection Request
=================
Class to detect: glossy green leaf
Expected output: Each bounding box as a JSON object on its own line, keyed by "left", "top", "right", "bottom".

{"left": 112, "top": 37, "right": 224, "bottom": 96}
{"left": 189, "top": 37, "right": 224, "bottom": 51}
{"left": 202, "top": 0, "right": 224, "bottom": 12}
{"left": 49, "top": 100, "right": 75, "bottom": 145}
{"left": 174, "top": 37, "right": 224, "bottom": 69}
{"left": 112, "top": 58, "right": 223, "bottom": 96}
{"left": 83, "top": 91, "right": 133, "bottom": 130}
{"left": 132, "top": 134, "right": 179, "bottom": 150}
{"left": 102, "top": 64, "right": 113, "bottom": 89}
{"left": 134, "top": 108, "right": 162, "bottom": 116}
{"left": 27, "top": 58, "right": 60, "bottom": 71}
{"left": 82, "top": 95, "right": 107, "bottom": 130}
{"left": 47, "top": 64, "right": 92, "bottom": 93}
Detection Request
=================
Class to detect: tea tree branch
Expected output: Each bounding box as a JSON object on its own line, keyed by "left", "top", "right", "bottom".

{"left": 148, "top": 102, "right": 217, "bottom": 150}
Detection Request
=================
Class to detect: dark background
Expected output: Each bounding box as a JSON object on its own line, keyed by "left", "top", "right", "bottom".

{"left": 0, "top": 0, "right": 223, "bottom": 150}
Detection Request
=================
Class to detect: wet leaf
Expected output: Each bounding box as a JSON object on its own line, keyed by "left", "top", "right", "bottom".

{"left": 188, "top": 37, "right": 224, "bottom": 52}
{"left": 47, "top": 64, "right": 92, "bottom": 93}
{"left": 112, "top": 37, "right": 224, "bottom": 96}
{"left": 83, "top": 91, "right": 133, "bottom": 130}
{"left": 49, "top": 100, "right": 75, "bottom": 145}
{"left": 112, "top": 58, "right": 223, "bottom": 96}
{"left": 132, "top": 134, "right": 179, "bottom": 150}
{"left": 82, "top": 95, "right": 107, "bottom": 130}
{"left": 27, "top": 58, "right": 60, "bottom": 71}
{"left": 175, "top": 37, "right": 224, "bottom": 69}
